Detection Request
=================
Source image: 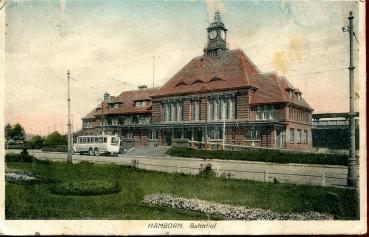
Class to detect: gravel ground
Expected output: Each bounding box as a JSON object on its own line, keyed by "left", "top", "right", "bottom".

{"left": 5, "top": 168, "right": 38, "bottom": 182}
{"left": 143, "top": 193, "right": 333, "bottom": 220}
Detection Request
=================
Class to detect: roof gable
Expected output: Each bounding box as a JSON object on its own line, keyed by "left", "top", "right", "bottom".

{"left": 153, "top": 49, "right": 260, "bottom": 97}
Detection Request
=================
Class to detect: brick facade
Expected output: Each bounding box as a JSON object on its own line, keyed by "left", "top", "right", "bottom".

{"left": 236, "top": 91, "right": 250, "bottom": 120}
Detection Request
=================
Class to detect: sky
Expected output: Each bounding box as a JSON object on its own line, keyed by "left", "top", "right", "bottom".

{"left": 4, "top": 0, "right": 361, "bottom": 136}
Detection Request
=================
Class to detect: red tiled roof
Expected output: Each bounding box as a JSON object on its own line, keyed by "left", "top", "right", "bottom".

{"left": 152, "top": 49, "right": 260, "bottom": 97}
{"left": 82, "top": 88, "right": 159, "bottom": 119}
{"left": 250, "top": 72, "right": 313, "bottom": 110}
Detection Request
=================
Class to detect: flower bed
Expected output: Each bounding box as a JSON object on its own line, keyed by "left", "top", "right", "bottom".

{"left": 143, "top": 194, "right": 333, "bottom": 220}
{"left": 50, "top": 180, "right": 122, "bottom": 196}
{"left": 6, "top": 168, "right": 38, "bottom": 182}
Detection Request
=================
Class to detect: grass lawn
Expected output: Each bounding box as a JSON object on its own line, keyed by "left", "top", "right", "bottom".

{"left": 5, "top": 161, "right": 358, "bottom": 220}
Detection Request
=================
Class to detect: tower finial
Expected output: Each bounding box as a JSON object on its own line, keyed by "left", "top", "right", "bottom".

{"left": 214, "top": 10, "right": 222, "bottom": 23}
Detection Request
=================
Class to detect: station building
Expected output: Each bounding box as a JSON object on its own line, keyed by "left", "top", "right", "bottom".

{"left": 81, "top": 11, "right": 313, "bottom": 151}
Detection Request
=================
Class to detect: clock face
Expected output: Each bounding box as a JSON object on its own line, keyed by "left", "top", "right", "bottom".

{"left": 220, "top": 30, "right": 226, "bottom": 40}
{"left": 209, "top": 30, "right": 217, "bottom": 40}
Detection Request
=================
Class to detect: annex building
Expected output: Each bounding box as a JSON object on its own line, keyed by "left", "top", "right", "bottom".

{"left": 81, "top": 11, "right": 313, "bottom": 151}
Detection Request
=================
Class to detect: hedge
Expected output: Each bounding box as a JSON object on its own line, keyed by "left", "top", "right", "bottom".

{"left": 5, "top": 150, "right": 35, "bottom": 163}
{"left": 41, "top": 145, "right": 68, "bottom": 152}
{"left": 6, "top": 143, "right": 42, "bottom": 150}
{"left": 167, "top": 147, "right": 349, "bottom": 166}
{"left": 49, "top": 180, "right": 122, "bottom": 196}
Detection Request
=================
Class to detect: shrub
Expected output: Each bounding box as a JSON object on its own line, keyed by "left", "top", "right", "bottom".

{"left": 198, "top": 163, "right": 216, "bottom": 178}
{"left": 167, "top": 147, "right": 349, "bottom": 166}
{"left": 49, "top": 180, "right": 122, "bottom": 196}
{"left": 5, "top": 149, "right": 35, "bottom": 163}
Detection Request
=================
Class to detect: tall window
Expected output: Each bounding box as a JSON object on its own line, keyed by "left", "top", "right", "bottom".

{"left": 289, "top": 128, "right": 295, "bottom": 143}
{"left": 123, "top": 131, "right": 133, "bottom": 139}
{"left": 256, "top": 105, "right": 275, "bottom": 120}
{"left": 164, "top": 101, "right": 184, "bottom": 122}
{"left": 245, "top": 128, "right": 260, "bottom": 140}
{"left": 208, "top": 96, "right": 235, "bottom": 121}
{"left": 191, "top": 99, "right": 200, "bottom": 121}
{"left": 208, "top": 127, "right": 222, "bottom": 140}
{"left": 296, "top": 129, "right": 302, "bottom": 143}
{"left": 149, "top": 130, "right": 158, "bottom": 140}
{"left": 302, "top": 130, "right": 308, "bottom": 144}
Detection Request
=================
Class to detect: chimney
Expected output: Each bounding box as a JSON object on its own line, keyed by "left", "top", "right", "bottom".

{"left": 104, "top": 92, "right": 110, "bottom": 101}
{"left": 138, "top": 85, "right": 148, "bottom": 90}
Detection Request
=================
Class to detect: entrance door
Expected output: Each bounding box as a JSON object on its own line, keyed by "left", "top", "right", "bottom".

{"left": 164, "top": 129, "right": 172, "bottom": 146}
{"left": 194, "top": 128, "right": 203, "bottom": 142}
{"left": 276, "top": 129, "right": 282, "bottom": 148}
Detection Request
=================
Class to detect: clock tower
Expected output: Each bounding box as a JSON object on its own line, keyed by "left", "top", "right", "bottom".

{"left": 204, "top": 10, "right": 228, "bottom": 57}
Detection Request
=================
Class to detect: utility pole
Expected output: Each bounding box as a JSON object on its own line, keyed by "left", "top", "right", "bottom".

{"left": 67, "top": 70, "right": 73, "bottom": 163}
{"left": 152, "top": 56, "right": 155, "bottom": 88}
{"left": 222, "top": 105, "right": 226, "bottom": 150}
{"left": 343, "top": 11, "right": 358, "bottom": 188}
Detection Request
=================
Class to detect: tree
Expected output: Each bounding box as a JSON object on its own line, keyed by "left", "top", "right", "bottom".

{"left": 5, "top": 124, "right": 11, "bottom": 141}
{"left": 43, "top": 131, "right": 67, "bottom": 147}
{"left": 28, "top": 135, "right": 45, "bottom": 148}
{"left": 4, "top": 123, "right": 25, "bottom": 144}
{"left": 12, "top": 123, "right": 25, "bottom": 142}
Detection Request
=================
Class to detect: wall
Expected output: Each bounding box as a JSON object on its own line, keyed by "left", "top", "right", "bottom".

{"left": 236, "top": 92, "right": 250, "bottom": 120}
{"left": 152, "top": 102, "right": 161, "bottom": 123}
{"left": 286, "top": 122, "right": 312, "bottom": 150}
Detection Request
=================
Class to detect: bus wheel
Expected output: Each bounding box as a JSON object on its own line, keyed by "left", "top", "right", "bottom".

{"left": 94, "top": 148, "right": 100, "bottom": 156}
{"left": 89, "top": 148, "right": 94, "bottom": 156}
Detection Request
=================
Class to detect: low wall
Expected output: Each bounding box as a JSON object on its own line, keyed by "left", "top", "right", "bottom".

{"left": 16, "top": 150, "right": 348, "bottom": 188}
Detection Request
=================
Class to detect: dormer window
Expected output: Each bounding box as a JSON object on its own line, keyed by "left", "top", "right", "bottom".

{"left": 113, "top": 103, "right": 120, "bottom": 109}
{"left": 210, "top": 77, "right": 223, "bottom": 82}
{"left": 176, "top": 81, "right": 188, "bottom": 87}
{"left": 192, "top": 79, "right": 204, "bottom": 84}
{"left": 135, "top": 100, "right": 148, "bottom": 107}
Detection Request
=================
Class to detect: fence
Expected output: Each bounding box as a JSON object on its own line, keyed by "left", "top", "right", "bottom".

{"left": 33, "top": 152, "right": 348, "bottom": 188}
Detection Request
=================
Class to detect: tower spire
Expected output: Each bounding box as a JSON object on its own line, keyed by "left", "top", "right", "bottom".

{"left": 214, "top": 10, "right": 222, "bottom": 23}
{"left": 204, "top": 9, "right": 228, "bottom": 57}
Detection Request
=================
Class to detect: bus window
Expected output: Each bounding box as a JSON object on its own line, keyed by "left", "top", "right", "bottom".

{"left": 111, "top": 137, "right": 118, "bottom": 145}
{"left": 103, "top": 137, "right": 107, "bottom": 143}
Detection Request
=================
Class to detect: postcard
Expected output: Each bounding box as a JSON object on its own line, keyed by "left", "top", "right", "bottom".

{"left": 0, "top": 0, "right": 367, "bottom": 235}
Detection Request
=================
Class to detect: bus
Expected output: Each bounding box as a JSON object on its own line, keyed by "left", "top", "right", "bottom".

{"left": 73, "top": 135, "right": 121, "bottom": 156}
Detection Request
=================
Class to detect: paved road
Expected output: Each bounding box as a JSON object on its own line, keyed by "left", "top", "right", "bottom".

{"left": 6, "top": 149, "right": 348, "bottom": 187}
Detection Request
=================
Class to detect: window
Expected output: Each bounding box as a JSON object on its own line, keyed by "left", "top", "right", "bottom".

{"left": 113, "top": 103, "right": 120, "bottom": 109}
{"left": 256, "top": 105, "right": 275, "bottom": 120}
{"left": 135, "top": 100, "right": 148, "bottom": 107}
{"left": 208, "top": 127, "right": 222, "bottom": 140}
{"left": 296, "top": 129, "right": 302, "bottom": 143}
{"left": 303, "top": 130, "right": 308, "bottom": 144}
{"left": 111, "top": 118, "right": 118, "bottom": 126}
{"left": 208, "top": 96, "right": 235, "bottom": 121}
{"left": 164, "top": 101, "right": 184, "bottom": 122}
{"left": 124, "top": 131, "right": 133, "bottom": 139}
{"left": 149, "top": 130, "right": 158, "bottom": 140}
{"left": 111, "top": 137, "right": 118, "bottom": 145}
{"left": 245, "top": 128, "right": 260, "bottom": 140}
{"left": 83, "top": 121, "right": 93, "bottom": 128}
{"left": 191, "top": 99, "right": 200, "bottom": 121}
{"left": 289, "top": 128, "right": 295, "bottom": 143}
